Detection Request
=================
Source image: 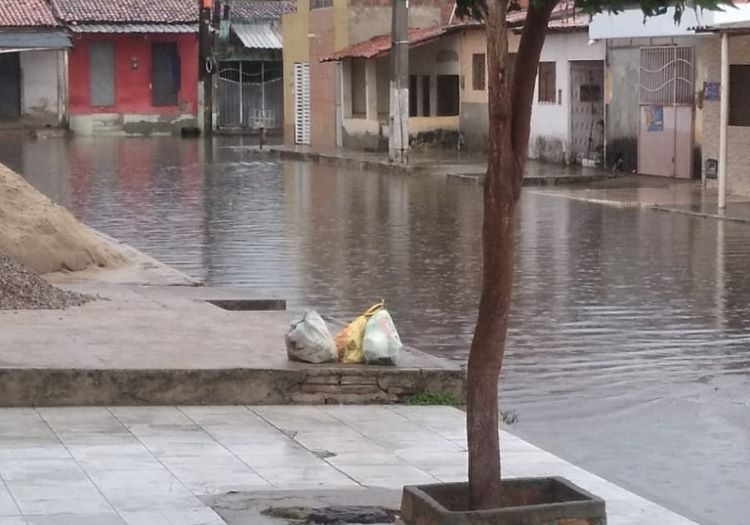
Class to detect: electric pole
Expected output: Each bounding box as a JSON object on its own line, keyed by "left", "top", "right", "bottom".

{"left": 389, "top": 0, "right": 409, "bottom": 164}
{"left": 199, "top": 0, "right": 215, "bottom": 135}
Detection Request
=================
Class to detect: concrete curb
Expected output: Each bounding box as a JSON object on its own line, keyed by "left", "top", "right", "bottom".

{"left": 0, "top": 366, "right": 466, "bottom": 406}
{"left": 245, "top": 148, "right": 617, "bottom": 186}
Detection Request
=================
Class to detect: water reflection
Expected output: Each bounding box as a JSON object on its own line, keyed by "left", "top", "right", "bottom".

{"left": 1, "top": 136, "right": 749, "bottom": 525}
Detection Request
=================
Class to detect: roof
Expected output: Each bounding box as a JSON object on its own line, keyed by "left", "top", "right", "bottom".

{"left": 0, "top": 29, "right": 71, "bottom": 49}
{"left": 0, "top": 0, "right": 59, "bottom": 28}
{"left": 50, "top": 0, "right": 197, "bottom": 24}
{"left": 322, "top": 26, "right": 452, "bottom": 61}
{"left": 232, "top": 23, "right": 282, "bottom": 49}
{"left": 692, "top": 20, "right": 750, "bottom": 33}
{"left": 69, "top": 23, "right": 197, "bottom": 33}
{"left": 228, "top": 0, "right": 295, "bottom": 22}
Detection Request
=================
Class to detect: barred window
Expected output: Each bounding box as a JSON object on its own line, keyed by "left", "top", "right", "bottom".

{"left": 472, "top": 53, "right": 486, "bottom": 91}
{"left": 538, "top": 61, "right": 556, "bottom": 103}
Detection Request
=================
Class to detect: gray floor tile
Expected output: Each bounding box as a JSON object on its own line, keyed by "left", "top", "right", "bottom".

{"left": 24, "top": 513, "right": 125, "bottom": 525}
{"left": 252, "top": 465, "right": 360, "bottom": 489}
{"left": 336, "top": 464, "right": 438, "bottom": 488}
{"left": 119, "top": 505, "right": 225, "bottom": 525}
{"left": 0, "top": 484, "right": 19, "bottom": 517}
{"left": 0, "top": 517, "right": 26, "bottom": 525}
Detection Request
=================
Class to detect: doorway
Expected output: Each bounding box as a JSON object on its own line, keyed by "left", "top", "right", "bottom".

{"left": 638, "top": 46, "right": 694, "bottom": 178}
{"left": 570, "top": 60, "right": 604, "bottom": 164}
{"left": 0, "top": 53, "right": 21, "bottom": 118}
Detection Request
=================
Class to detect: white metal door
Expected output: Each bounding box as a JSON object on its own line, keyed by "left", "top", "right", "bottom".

{"left": 294, "top": 62, "right": 311, "bottom": 145}
{"left": 638, "top": 47, "right": 693, "bottom": 178}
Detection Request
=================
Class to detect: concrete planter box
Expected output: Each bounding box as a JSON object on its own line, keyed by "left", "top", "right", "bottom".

{"left": 400, "top": 477, "right": 606, "bottom": 525}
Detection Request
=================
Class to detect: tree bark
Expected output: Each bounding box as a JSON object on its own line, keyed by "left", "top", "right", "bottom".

{"left": 466, "top": 0, "right": 558, "bottom": 511}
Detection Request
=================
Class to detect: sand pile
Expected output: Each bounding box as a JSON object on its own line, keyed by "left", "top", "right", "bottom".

{"left": 0, "top": 162, "right": 126, "bottom": 274}
{"left": 0, "top": 252, "right": 92, "bottom": 310}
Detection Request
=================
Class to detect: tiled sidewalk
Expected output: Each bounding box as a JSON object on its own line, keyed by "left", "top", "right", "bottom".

{"left": 0, "top": 406, "right": 698, "bottom": 525}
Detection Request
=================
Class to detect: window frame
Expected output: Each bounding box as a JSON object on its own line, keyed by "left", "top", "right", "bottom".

{"left": 537, "top": 61, "right": 556, "bottom": 104}
{"left": 472, "top": 53, "right": 486, "bottom": 91}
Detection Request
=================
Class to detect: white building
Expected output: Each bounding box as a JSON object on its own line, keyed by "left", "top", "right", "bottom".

{"left": 0, "top": 0, "right": 71, "bottom": 128}
{"left": 590, "top": 3, "right": 750, "bottom": 201}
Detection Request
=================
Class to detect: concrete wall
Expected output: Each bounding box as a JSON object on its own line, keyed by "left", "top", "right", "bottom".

{"left": 68, "top": 33, "right": 198, "bottom": 115}
{"left": 347, "top": 5, "right": 444, "bottom": 45}
{"left": 20, "top": 50, "right": 61, "bottom": 126}
{"left": 528, "top": 31, "right": 605, "bottom": 163}
{"left": 457, "top": 28, "right": 521, "bottom": 152}
{"left": 605, "top": 36, "right": 706, "bottom": 173}
{"left": 341, "top": 36, "right": 461, "bottom": 150}
{"left": 699, "top": 34, "right": 750, "bottom": 196}
{"left": 282, "top": 6, "right": 310, "bottom": 144}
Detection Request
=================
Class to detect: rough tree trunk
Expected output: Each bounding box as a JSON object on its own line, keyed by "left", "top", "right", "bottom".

{"left": 466, "top": 0, "right": 558, "bottom": 510}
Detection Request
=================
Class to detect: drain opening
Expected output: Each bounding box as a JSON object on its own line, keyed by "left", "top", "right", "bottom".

{"left": 206, "top": 299, "right": 286, "bottom": 311}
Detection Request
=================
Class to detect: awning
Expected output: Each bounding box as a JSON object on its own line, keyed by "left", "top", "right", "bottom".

{"left": 68, "top": 23, "right": 197, "bottom": 33}
{"left": 231, "top": 23, "right": 282, "bottom": 49}
{"left": 0, "top": 30, "right": 71, "bottom": 50}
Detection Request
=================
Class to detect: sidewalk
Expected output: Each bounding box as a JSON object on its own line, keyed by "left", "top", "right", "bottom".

{"left": 240, "top": 144, "right": 615, "bottom": 186}
{"left": 533, "top": 174, "right": 750, "bottom": 222}
{"left": 0, "top": 283, "right": 462, "bottom": 406}
{"left": 0, "top": 405, "right": 700, "bottom": 525}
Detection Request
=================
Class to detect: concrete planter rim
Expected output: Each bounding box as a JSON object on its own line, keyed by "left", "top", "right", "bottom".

{"left": 402, "top": 476, "right": 606, "bottom": 519}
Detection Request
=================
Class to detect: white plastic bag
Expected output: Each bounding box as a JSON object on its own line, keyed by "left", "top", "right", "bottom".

{"left": 362, "top": 309, "right": 403, "bottom": 366}
{"left": 285, "top": 310, "right": 338, "bottom": 364}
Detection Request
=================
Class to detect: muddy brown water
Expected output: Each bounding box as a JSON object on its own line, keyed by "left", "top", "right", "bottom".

{"left": 2, "top": 136, "right": 748, "bottom": 525}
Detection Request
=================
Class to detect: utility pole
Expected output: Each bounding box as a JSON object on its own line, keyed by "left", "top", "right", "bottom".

{"left": 389, "top": 0, "right": 409, "bottom": 164}
{"left": 199, "top": 0, "right": 215, "bottom": 135}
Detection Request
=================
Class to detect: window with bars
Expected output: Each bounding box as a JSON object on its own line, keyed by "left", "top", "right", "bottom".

{"left": 310, "top": 0, "right": 332, "bottom": 8}
{"left": 472, "top": 53, "right": 486, "bottom": 91}
{"left": 538, "top": 61, "right": 556, "bottom": 103}
{"left": 151, "top": 42, "right": 180, "bottom": 106}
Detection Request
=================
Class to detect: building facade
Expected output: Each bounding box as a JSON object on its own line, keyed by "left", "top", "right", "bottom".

{"left": 0, "top": 0, "right": 71, "bottom": 128}
{"left": 282, "top": 0, "right": 453, "bottom": 148}
{"left": 215, "top": 0, "right": 295, "bottom": 132}
{"left": 51, "top": 0, "right": 199, "bottom": 136}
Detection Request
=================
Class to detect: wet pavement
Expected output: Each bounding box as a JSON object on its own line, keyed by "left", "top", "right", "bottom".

{"left": 1, "top": 136, "right": 749, "bottom": 525}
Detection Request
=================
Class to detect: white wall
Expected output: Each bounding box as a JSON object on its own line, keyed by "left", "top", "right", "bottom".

{"left": 20, "top": 50, "right": 59, "bottom": 122}
{"left": 590, "top": 4, "right": 750, "bottom": 40}
{"left": 529, "top": 31, "right": 605, "bottom": 162}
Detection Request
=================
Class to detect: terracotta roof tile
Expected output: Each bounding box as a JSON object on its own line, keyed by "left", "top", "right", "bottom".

{"left": 322, "top": 26, "right": 448, "bottom": 61}
{"left": 0, "top": 0, "right": 59, "bottom": 27}
{"left": 50, "top": 0, "right": 197, "bottom": 24}
{"left": 229, "top": 0, "right": 295, "bottom": 22}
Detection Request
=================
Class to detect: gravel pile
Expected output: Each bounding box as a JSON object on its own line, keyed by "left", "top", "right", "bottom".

{"left": 0, "top": 252, "right": 93, "bottom": 310}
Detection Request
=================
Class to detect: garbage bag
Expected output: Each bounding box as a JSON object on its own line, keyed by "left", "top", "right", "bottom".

{"left": 336, "top": 302, "right": 384, "bottom": 364}
{"left": 285, "top": 310, "right": 338, "bottom": 364}
{"left": 362, "top": 309, "right": 403, "bottom": 366}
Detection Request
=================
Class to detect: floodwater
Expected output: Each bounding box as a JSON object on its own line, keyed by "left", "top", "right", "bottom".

{"left": 2, "top": 136, "right": 749, "bottom": 525}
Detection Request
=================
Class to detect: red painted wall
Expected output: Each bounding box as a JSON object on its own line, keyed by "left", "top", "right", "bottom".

{"left": 68, "top": 33, "right": 198, "bottom": 115}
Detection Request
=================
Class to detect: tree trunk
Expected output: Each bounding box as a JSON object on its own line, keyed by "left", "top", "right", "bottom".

{"left": 466, "top": 0, "right": 558, "bottom": 511}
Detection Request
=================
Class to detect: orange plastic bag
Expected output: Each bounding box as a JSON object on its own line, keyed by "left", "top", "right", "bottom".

{"left": 336, "top": 302, "right": 384, "bottom": 364}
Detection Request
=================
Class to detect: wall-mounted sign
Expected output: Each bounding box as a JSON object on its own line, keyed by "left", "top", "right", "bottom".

{"left": 704, "top": 81, "right": 720, "bottom": 101}
{"left": 646, "top": 105, "right": 664, "bottom": 132}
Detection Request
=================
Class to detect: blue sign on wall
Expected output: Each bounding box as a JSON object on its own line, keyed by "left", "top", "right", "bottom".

{"left": 646, "top": 105, "right": 664, "bottom": 132}
{"left": 704, "top": 81, "right": 720, "bottom": 101}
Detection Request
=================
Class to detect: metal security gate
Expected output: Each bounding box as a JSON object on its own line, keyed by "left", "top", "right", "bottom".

{"left": 638, "top": 46, "right": 694, "bottom": 178}
{"left": 218, "top": 61, "right": 283, "bottom": 130}
{"left": 294, "top": 62, "right": 311, "bottom": 145}
{"left": 570, "top": 60, "right": 604, "bottom": 164}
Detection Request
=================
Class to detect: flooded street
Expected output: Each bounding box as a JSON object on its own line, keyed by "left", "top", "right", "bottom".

{"left": 2, "top": 136, "right": 749, "bottom": 525}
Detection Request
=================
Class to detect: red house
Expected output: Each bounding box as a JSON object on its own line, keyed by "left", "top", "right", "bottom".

{"left": 51, "top": 0, "right": 199, "bottom": 136}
